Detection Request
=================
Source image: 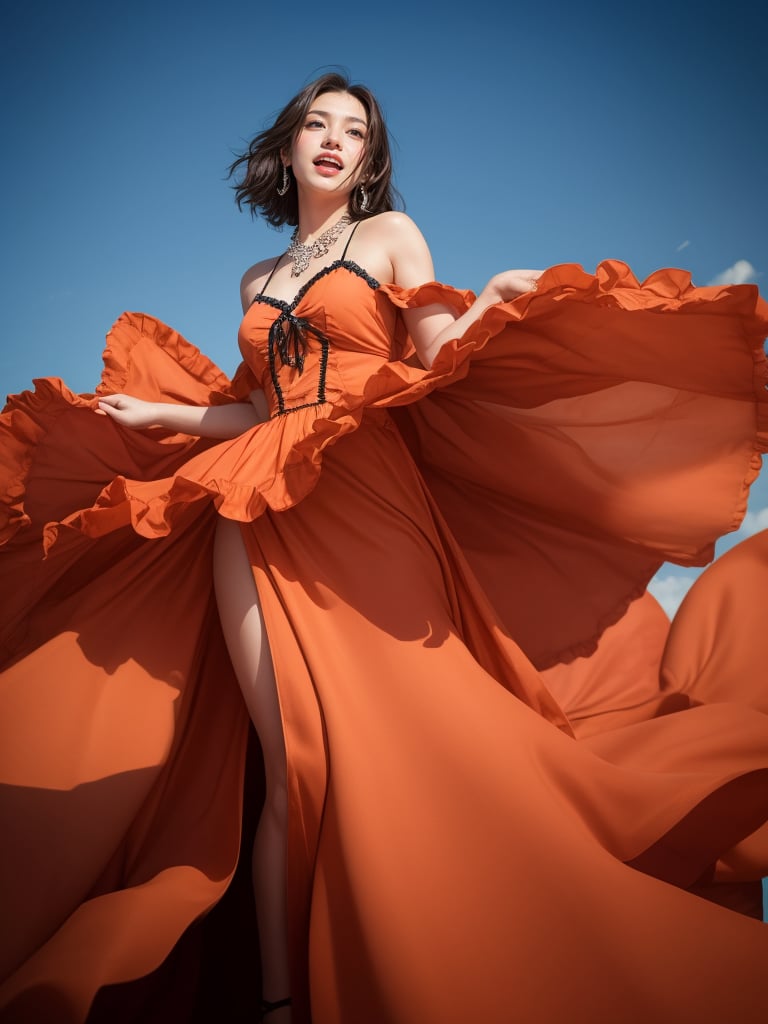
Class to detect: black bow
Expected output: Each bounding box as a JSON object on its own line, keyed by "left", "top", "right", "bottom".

{"left": 269, "top": 313, "right": 329, "bottom": 374}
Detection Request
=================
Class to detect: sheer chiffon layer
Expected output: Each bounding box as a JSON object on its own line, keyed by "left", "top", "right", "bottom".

{"left": 1, "top": 261, "right": 768, "bottom": 1023}
{"left": 386, "top": 263, "right": 768, "bottom": 666}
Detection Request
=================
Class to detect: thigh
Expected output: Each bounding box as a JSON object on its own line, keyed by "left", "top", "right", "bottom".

{"left": 213, "top": 517, "right": 285, "bottom": 776}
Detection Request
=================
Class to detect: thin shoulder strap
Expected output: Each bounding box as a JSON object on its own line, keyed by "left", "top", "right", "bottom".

{"left": 340, "top": 220, "right": 363, "bottom": 261}
{"left": 257, "top": 254, "right": 283, "bottom": 298}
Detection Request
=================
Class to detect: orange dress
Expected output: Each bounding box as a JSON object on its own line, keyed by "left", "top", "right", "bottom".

{"left": 1, "top": 260, "right": 768, "bottom": 1023}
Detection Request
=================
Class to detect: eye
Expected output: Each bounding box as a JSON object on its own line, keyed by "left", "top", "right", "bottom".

{"left": 348, "top": 128, "right": 365, "bottom": 139}
{"left": 305, "top": 119, "right": 325, "bottom": 129}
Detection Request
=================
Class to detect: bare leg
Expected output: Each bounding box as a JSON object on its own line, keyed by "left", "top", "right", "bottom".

{"left": 213, "top": 518, "right": 292, "bottom": 1021}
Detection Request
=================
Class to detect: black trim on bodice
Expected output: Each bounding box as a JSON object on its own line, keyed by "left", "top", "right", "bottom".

{"left": 251, "top": 260, "right": 380, "bottom": 417}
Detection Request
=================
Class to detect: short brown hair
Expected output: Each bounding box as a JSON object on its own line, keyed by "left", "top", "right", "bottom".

{"left": 229, "top": 73, "right": 402, "bottom": 227}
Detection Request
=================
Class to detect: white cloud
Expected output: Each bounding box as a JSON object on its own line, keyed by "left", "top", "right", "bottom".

{"left": 647, "top": 573, "right": 697, "bottom": 618}
{"left": 707, "top": 259, "right": 758, "bottom": 286}
{"left": 713, "top": 502, "right": 768, "bottom": 557}
{"left": 734, "top": 505, "right": 768, "bottom": 538}
{"left": 652, "top": 509, "right": 768, "bottom": 618}
{"left": 676, "top": 240, "right": 691, "bottom": 252}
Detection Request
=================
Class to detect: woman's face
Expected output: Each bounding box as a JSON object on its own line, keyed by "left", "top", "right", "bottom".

{"left": 286, "top": 91, "right": 368, "bottom": 200}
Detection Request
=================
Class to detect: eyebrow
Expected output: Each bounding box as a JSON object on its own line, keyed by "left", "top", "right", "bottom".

{"left": 306, "top": 108, "right": 368, "bottom": 126}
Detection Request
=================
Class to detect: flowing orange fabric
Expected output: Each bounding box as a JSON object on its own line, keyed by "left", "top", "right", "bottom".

{"left": 1, "top": 260, "right": 768, "bottom": 1023}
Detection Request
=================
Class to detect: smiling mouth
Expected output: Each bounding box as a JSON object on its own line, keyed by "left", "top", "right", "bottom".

{"left": 314, "top": 157, "right": 343, "bottom": 170}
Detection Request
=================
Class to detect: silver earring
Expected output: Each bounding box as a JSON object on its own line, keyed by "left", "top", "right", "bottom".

{"left": 277, "top": 165, "right": 290, "bottom": 196}
{"left": 359, "top": 182, "right": 369, "bottom": 212}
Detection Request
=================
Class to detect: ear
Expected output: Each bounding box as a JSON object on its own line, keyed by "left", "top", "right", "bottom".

{"left": 279, "top": 148, "right": 291, "bottom": 168}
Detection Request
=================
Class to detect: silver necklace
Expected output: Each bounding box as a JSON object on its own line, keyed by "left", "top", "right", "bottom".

{"left": 286, "top": 214, "right": 352, "bottom": 277}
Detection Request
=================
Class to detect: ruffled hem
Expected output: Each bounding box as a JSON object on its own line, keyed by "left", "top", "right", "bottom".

{"left": 97, "top": 311, "right": 236, "bottom": 402}
{"left": 0, "top": 378, "right": 97, "bottom": 544}
{"left": 385, "top": 260, "right": 768, "bottom": 399}
{"left": 44, "top": 404, "right": 366, "bottom": 548}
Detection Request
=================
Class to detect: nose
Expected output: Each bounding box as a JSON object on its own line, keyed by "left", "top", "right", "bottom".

{"left": 322, "top": 125, "right": 341, "bottom": 149}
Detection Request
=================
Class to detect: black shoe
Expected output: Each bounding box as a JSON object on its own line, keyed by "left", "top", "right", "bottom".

{"left": 261, "top": 996, "right": 292, "bottom": 1017}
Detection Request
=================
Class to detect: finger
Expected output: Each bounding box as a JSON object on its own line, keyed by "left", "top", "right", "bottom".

{"left": 528, "top": 270, "right": 544, "bottom": 291}
{"left": 97, "top": 400, "right": 124, "bottom": 418}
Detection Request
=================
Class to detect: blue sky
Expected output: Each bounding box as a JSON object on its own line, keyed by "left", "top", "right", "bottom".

{"left": 2, "top": 0, "right": 767, "bottom": 609}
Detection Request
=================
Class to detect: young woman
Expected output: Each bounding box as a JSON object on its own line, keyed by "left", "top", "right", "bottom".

{"left": 2, "top": 73, "right": 768, "bottom": 1024}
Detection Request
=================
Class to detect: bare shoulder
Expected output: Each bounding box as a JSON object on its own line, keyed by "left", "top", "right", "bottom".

{"left": 359, "top": 211, "right": 425, "bottom": 244}
{"left": 353, "top": 212, "right": 433, "bottom": 286}
{"left": 240, "top": 256, "right": 281, "bottom": 312}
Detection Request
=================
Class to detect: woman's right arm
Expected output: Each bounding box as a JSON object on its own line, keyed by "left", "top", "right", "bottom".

{"left": 97, "top": 260, "right": 277, "bottom": 437}
{"left": 96, "top": 391, "right": 266, "bottom": 438}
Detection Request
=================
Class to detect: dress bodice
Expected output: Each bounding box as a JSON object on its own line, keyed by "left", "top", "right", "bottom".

{"left": 237, "top": 261, "right": 400, "bottom": 418}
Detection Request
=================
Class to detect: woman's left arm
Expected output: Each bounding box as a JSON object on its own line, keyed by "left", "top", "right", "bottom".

{"left": 380, "top": 214, "right": 540, "bottom": 369}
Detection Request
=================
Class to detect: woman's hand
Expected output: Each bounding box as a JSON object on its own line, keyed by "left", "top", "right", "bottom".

{"left": 481, "top": 270, "right": 543, "bottom": 304}
{"left": 96, "top": 394, "right": 161, "bottom": 429}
